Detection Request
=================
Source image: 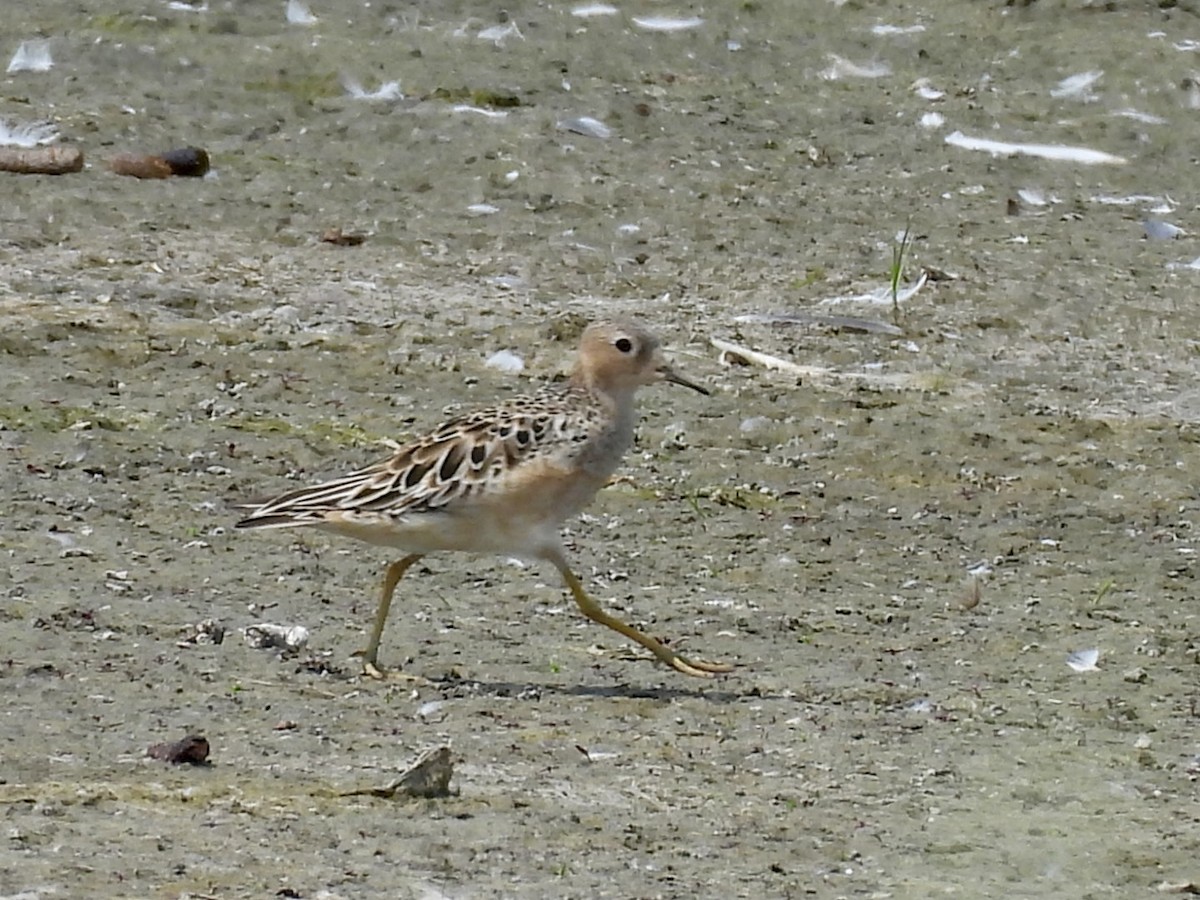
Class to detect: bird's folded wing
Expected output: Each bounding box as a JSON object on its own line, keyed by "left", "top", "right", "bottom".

{"left": 235, "top": 393, "right": 590, "bottom": 528}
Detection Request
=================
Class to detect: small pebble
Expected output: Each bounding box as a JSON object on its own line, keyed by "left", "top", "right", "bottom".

{"left": 1122, "top": 666, "right": 1148, "bottom": 684}
{"left": 320, "top": 227, "right": 366, "bottom": 246}
{"left": 243, "top": 623, "right": 309, "bottom": 652}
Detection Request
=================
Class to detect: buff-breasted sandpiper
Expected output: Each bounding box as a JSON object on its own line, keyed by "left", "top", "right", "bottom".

{"left": 234, "top": 320, "right": 732, "bottom": 679}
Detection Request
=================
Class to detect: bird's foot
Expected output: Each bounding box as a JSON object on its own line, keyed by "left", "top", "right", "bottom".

{"left": 668, "top": 653, "right": 735, "bottom": 678}
{"left": 355, "top": 654, "right": 433, "bottom": 686}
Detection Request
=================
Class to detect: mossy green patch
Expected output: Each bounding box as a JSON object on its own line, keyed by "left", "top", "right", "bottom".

{"left": 244, "top": 71, "right": 341, "bottom": 102}
{"left": 428, "top": 87, "right": 523, "bottom": 108}
{"left": 0, "top": 405, "right": 130, "bottom": 433}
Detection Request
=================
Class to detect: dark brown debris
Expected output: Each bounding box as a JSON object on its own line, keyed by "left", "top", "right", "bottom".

{"left": 159, "top": 146, "right": 210, "bottom": 177}
{"left": 110, "top": 153, "right": 172, "bottom": 179}
{"left": 319, "top": 227, "right": 367, "bottom": 246}
{"left": 111, "top": 147, "right": 210, "bottom": 179}
{"left": 0, "top": 146, "right": 84, "bottom": 175}
{"left": 147, "top": 734, "right": 211, "bottom": 765}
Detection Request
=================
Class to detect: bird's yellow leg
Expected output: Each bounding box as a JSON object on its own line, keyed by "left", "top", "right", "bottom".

{"left": 549, "top": 555, "right": 733, "bottom": 678}
{"left": 356, "top": 553, "right": 423, "bottom": 679}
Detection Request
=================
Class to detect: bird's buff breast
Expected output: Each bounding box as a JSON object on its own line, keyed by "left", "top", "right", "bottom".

{"left": 317, "top": 460, "right": 610, "bottom": 558}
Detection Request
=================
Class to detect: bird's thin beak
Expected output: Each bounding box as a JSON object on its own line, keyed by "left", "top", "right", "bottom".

{"left": 661, "top": 364, "right": 710, "bottom": 396}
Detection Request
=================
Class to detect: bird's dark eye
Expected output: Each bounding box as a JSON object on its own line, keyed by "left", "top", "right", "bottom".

{"left": 615, "top": 337, "right": 633, "bottom": 353}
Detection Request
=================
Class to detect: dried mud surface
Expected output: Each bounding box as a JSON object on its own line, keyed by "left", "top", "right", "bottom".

{"left": 2, "top": 2, "right": 1199, "bottom": 898}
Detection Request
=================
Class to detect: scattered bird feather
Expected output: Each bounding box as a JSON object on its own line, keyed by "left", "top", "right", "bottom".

{"left": 485, "top": 350, "right": 525, "bottom": 374}
{"left": 818, "top": 271, "right": 929, "bottom": 307}
{"left": 453, "top": 104, "right": 509, "bottom": 119}
{"left": 911, "top": 78, "right": 945, "bottom": 101}
{"left": 416, "top": 701, "right": 445, "bottom": 719}
{"left": 872, "top": 24, "right": 925, "bottom": 36}
{"left": 571, "top": 3, "right": 618, "bottom": 17}
{"left": 7, "top": 39, "right": 53, "bottom": 74}
{"left": 285, "top": 0, "right": 318, "bottom": 26}
{"left": 342, "top": 75, "right": 403, "bottom": 101}
{"left": 820, "top": 54, "right": 890, "bottom": 80}
{"left": 558, "top": 116, "right": 612, "bottom": 139}
{"left": 0, "top": 118, "right": 59, "bottom": 147}
{"left": 945, "top": 131, "right": 1126, "bottom": 165}
{"left": 1111, "top": 108, "right": 1166, "bottom": 125}
{"left": 486, "top": 274, "right": 526, "bottom": 291}
{"left": 631, "top": 15, "right": 705, "bottom": 32}
{"left": 1090, "top": 193, "right": 1173, "bottom": 208}
{"left": 45, "top": 529, "right": 77, "bottom": 550}
{"left": 1144, "top": 219, "right": 1185, "bottom": 240}
{"left": 477, "top": 21, "right": 523, "bottom": 44}
{"left": 1050, "top": 70, "right": 1103, "bottom": 100}
{"left": 738, "top": 416, "right": 772, "bottom": 435}
{"left": 1066, "top": 648, "right": 1100, "bottom": 673}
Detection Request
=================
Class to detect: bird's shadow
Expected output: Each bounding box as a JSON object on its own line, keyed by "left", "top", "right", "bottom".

{"left": 423, "top": 671, "right": 779, "bottom": 704}
{"left": 292, "top": 654, "right": 784, "bottom": 702}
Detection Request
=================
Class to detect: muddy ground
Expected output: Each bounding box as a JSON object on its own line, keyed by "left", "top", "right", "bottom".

{"left": 2, "top": 1, "right": 1199, "bottom": 897}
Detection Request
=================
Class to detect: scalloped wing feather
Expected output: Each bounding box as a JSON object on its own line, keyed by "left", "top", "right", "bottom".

{"left": 235, "top": 388, "right": 599, "bottom": 530}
